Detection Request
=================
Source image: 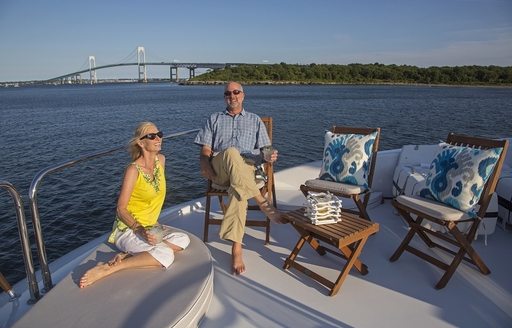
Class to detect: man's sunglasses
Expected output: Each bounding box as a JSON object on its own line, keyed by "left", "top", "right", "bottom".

{"left": 224, "top": 90, "right": 243, "bottom": 97}
{"left": 140, "top": 131, "right": 163, "bottom": 140}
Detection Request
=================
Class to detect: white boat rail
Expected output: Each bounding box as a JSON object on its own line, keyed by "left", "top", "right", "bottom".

{"left": 0, "top": 181, "right": 39, "bottom": 303}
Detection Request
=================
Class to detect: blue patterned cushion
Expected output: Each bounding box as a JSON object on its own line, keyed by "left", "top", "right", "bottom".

{"left": 319, "top": 131, "right": 377, "bottom": 188}
{"left": 419, "top": 143, "right": 503, "bottom": 215}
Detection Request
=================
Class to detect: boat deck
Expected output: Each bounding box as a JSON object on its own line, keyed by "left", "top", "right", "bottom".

{"left": 164, "top": 193, "right": 512, "bottom": 327}
{"left": 2, "top": 161, "right": 511, "bottom": 328}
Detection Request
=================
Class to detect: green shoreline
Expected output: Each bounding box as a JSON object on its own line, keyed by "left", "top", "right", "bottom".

{"left": 181, "top": 80, "right": 512, "bottom": 88}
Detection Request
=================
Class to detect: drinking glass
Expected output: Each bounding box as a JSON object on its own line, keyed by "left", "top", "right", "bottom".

{"left": 262, "top": 146, "right": 277, "bottom": 162}
{"left": 147, "top": 224, "right": 164, "bottom": 243}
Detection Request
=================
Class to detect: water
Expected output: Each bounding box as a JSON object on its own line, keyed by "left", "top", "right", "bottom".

{"left": 1, "top": 83, "right": 511, "bottom": 284}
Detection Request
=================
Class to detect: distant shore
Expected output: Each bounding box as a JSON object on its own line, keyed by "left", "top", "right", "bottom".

{"left": 2, "top": 79, "right": 511, "bottom": 89}
{"left": 180, "top": 80, "right": 512, "bottom": 88}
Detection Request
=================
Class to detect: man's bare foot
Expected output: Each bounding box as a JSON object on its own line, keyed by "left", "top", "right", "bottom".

{"left": 79, "top": 263, "right": 113, "bottom": 288}
{"left": 258, "top": 199, "right": 287, "bottom": 224}
{"left": 232, "top": 243, "right": 245, "bottom": 275}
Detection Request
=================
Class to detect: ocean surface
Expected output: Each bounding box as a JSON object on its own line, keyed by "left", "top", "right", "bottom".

{"left": 1, "top": 83, "right": 511, "bottom": 284}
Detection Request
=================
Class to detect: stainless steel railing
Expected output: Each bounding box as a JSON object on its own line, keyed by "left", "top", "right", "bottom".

{"left": 0, "top": 180, "right": 39, "bottom": 303}
{"left": 27, "top": 129, "right": 199, "bottom": 295}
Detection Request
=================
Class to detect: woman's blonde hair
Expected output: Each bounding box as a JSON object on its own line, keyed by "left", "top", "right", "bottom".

{"left": 128, "top": 121, "right": 157, "bottom": 161}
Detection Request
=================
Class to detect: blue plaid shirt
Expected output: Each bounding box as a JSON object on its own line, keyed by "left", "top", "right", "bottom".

{"left": 195, "top": 109, "right": 271, "bottom": 162}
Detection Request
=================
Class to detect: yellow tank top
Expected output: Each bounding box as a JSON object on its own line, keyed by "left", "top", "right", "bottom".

{"left": 108, "top": 158, "right": 166, "bottom": 243}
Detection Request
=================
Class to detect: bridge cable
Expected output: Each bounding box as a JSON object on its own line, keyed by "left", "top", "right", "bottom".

{"left": 114, "top": 48, "right": 137, "bottom": 64}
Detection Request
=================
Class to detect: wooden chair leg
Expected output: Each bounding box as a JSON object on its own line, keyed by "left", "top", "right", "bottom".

{"left": 435, "top": 249, "right": 466, "bottom": 289}
{"left": 389, "top": 225, "right": 417, "bottom": 262}
{"left": 264, "top": 218, "right": 270, "bottom": 245}
{"left": 272, "top": 180, "right": 277, "bottom": 208}
{"left": 265, "top": 181, "right": 276, "bottom": 245}
{"left": 203, "top": 195, "right": 211, "bottom": 242}
{"left": 353, "top": 195, "right": 370, "bottom": 221}
{"left": 449, "top": 223, "right": 490, "bottom": 274}
{"left": 433, "top": 222, "right": 491, "bottom": 289}
{"left": 218, "top": 195, "right": 226, "bottom": 214}
{"left": 395, "top": 206, "right": 435, "bottom": 247}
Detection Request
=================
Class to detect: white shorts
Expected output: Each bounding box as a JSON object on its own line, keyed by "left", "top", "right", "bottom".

{"left": 114, "top": 226, "right": 190, "bottom": 268}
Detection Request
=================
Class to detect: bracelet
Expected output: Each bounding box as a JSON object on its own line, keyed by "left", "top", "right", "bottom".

{"left": 130, "top": 221, "right": 139, "bottom": 230}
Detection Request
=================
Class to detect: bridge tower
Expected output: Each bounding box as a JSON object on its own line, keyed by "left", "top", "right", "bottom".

{"left": 188, "top": 65, "right": 196, "bottom": 79}
{"left": 170, "top": 65, "right": 178, "bottom": 82}
{"left": 137, "top": 46, "right": 147, "bottom": 83}
{"left": 88, "top": 56, "right": 97, "bottom": 84}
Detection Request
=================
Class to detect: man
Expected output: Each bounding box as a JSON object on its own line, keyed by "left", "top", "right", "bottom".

{"left": 195, "top": 81, "right": 285, "bottom": 275}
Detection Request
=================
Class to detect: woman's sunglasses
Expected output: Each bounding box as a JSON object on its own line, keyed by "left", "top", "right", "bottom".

{"left": 224, "top": 90, "right": 243, "bottom": 97}
{"left": 140, "top": 131, "right": 163, "bottom": 140}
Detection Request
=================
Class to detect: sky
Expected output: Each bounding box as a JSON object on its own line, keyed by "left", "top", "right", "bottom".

{"left": 0, "top": 0, "right": 511, "bottom": 82}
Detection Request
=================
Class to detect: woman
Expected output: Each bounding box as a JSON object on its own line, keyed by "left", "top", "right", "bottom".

{"left": 79, "top": 122, "right": 190, "bottom": 288}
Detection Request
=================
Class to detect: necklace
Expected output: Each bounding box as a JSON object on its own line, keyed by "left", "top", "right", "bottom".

{"left": 137, "top": 160, "right": 161, "bottom": 193}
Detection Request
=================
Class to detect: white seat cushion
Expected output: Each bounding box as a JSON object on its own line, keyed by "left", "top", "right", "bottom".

{"left": 396, "top": 195, "right": 471, "bottom": 222}
{"left": 305, "top": 178, "right": 365, "bottom": 195}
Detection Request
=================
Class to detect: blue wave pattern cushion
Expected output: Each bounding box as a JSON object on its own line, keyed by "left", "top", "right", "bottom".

{"left": 419, "top": 143, "right": 503, "bottom": 216}
{"left": 319, "top": 131, "right": 377, "bottom": 188}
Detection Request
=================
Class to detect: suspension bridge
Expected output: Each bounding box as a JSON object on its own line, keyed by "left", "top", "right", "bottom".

{"left": 47, "top": 46, "right": 250, "bottom": 84}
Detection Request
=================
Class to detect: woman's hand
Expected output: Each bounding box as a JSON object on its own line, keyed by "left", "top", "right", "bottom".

{"left": 134, "top": 226, "right": 151, "bottom": 243}
{"left": 145, "top": 231, "right": 159, "bottom": 245}
{"left": 135, "top": 227, "right": 160, "bottom": 245}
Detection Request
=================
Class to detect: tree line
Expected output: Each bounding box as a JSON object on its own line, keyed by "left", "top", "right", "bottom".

{"left": 191, "top": 63, "right": 512, "bottom": 85}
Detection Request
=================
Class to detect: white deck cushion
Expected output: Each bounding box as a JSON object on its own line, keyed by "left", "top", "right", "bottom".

{"left": 419, "top": 143, "right": 503, "bottom": 216}
{"left": 305, "top": 178, "right": 365, "bottom": 195}
{"left": 12, "top": 228, "right": 214, "bottom": 328}
{"left": 396, "top": 195, "right": 471, "bottom": 221}
{"left": 319, "top": 131, "right": 378, "bottom": 188}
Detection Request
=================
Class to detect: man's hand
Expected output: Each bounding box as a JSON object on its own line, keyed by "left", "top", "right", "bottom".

{"left": 268, "top": 150, "right": 278, "bottom": 163}
{"left": 200, "top": 146, "right": 216, "bottom": 180}
{"left": 263, "top": 149, "right": 279, "bottom": 163}
{"left": 200, "top": 164, "right": 216, "bottom": 180}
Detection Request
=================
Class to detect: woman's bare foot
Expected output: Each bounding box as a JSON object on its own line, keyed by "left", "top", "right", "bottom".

{"left": 163, "top": 241, "right": 183, "bottom": 252}
{"left": 79, "top": 263, "right": 113, "bottom": 288}
{"left": 257, "top": 198, "right": 287, "bottom": 224}
{"left": 232, "top": 243, "right": 246, "bottom": 275}
{"left": 108, "top": 252, "right": 130, "bottom": 266}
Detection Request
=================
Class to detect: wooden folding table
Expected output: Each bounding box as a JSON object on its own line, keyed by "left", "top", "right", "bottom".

{"left": 283, "top": 208, "right": 379, "bottom": 296}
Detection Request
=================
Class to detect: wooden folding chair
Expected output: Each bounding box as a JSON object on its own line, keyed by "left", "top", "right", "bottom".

{"left": 390, "top": 133, "right": 508, "bottom": 289}
{"left": 300, "top": 126, "right": 381, "bottom": 221}
{"left": 203, "top": 117, "right": 277, "bottom": 244}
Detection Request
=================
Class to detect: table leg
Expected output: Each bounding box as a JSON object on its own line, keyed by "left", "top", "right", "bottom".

{"left": 330, "top": 235, "right": 371, "bottom": 296}
{"left": 283, "top": 233, "right": 307, "bottom": 270}
{"left": 339, "top": 243, "right": 369, "bottom": 275}
{"left": 292, "top": 223, "right": 326, "bottom": 255}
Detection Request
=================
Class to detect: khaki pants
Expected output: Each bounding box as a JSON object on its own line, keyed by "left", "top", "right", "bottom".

{"left": 210, "top": 147, "right": 261, "bottom": 243}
